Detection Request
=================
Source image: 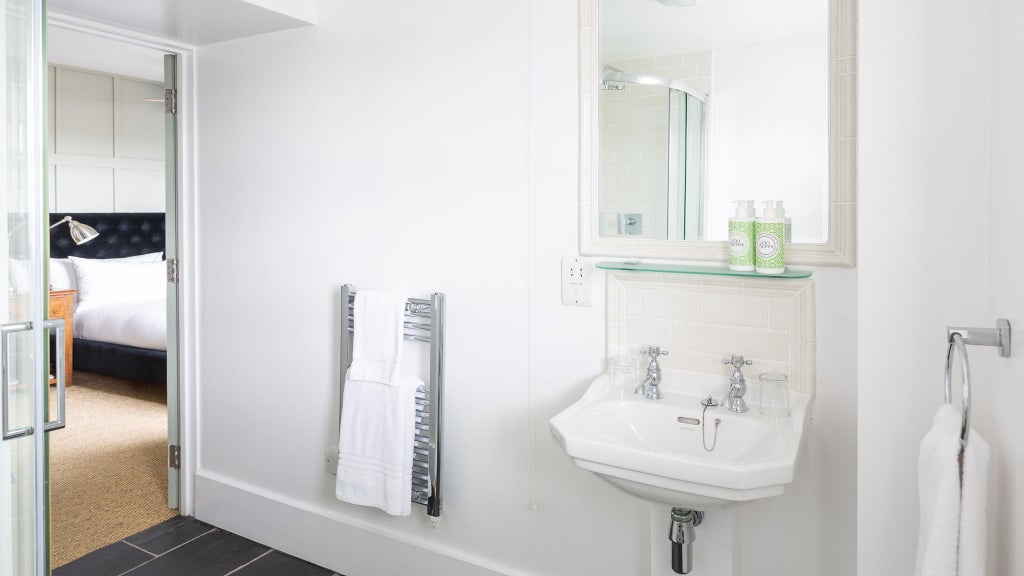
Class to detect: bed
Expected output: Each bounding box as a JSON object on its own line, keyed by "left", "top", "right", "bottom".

{"left": 49, "top": 212, "right": 168, "bottom": 385}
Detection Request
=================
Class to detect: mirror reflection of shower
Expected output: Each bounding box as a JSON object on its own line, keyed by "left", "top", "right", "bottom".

{"left": 598, "top": 64, "right": 708, "bottom": 241}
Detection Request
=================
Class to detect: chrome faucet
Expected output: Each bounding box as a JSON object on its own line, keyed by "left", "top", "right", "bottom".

{"left": 635, "top": 346, "right": 669, "bottom": 400}
{"left": 721, "top": 355, "right": 752, "bottom": 413}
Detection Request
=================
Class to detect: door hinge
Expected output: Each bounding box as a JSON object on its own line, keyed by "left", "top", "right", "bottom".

{"left": 167, "top": 258, "right": 179, "bottom": 284}
{"left": 165, "top": 88, "right": 177, "bottom": 114}
{"left": 168, "top": 445, "right": 181, "bottom": 470}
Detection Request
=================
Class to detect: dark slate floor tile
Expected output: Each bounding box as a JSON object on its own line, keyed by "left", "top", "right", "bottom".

{"left": 124, "top": 529, "right": 268, "bottom": 576}
{"left": 124, "top": 516, "right": 215, "bottom": 555}
{"left": 54, "top": 541, "right": 153, "bottom": 576}
{"left": 231, "top": 550, "right": 335, "bottom": 576}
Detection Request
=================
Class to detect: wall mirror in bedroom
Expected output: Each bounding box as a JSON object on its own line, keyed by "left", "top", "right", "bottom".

{"left": 578, "top": 0, "right": 857, "bottom": 266}
{"left": 45, "top": 22, "right": 182, "bottom": 571}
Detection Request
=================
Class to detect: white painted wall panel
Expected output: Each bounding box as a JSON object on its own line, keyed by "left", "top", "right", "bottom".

{"left": 49, "top": 65, "right": 164, "bottom": 214}
{"left": 115, "top": 168, "right": 165, "bottom": 212}
{"left": 56, "top": 68, "right": 113, "bottom": 156}
{"left": 988, "top": 1, "right": 1024, "bottom": 573}
{"left": 116, "top": 78, "right": 164, "bottom": 160}
{"left": 55, "top": 165, "right": 114, "bottom": 212}
{"left": 47, "top": 66, "right": 55, "bottom": 155}
{"left": 858, "top": 0, "right": 993, "bottom": 573}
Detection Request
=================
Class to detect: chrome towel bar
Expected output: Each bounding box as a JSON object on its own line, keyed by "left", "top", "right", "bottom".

{"left": 338, "top": 284, "right": 445, "bottom": 519}
{"left": 944, "top": 319, "right": 1011, "bottom": 449}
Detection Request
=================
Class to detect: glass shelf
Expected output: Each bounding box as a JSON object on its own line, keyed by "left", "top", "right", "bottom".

{"left": 596, "top": 261, "right": 813, "bottom": 279}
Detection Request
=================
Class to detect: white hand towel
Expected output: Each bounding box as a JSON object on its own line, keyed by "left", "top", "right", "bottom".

{"left": 958, "top": 430, "right": 989, "bottom": 576}
{"left": 915, "top": 405, "right": 962, "bottom": 576}
{"left": 335, "top": 374, "right": 422, "bottom": 516}
{"left": 350, "top": 290, "right": 407, "bottom": 385}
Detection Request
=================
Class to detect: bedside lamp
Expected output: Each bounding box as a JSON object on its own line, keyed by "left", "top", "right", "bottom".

{"left": 49, "top": 216, "right": 99, "bottom": 245}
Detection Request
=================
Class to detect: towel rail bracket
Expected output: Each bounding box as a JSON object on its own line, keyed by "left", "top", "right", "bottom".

{"left": 947, "top": 318, "right": 1011, "bottom": 358}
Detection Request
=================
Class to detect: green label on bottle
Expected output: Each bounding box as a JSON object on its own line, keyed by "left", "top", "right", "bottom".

{"left": 728, "top": 221, "right": 754, "bottom": 267}
{"left": 755, "top": 222, "right": 785, "bottom": 270}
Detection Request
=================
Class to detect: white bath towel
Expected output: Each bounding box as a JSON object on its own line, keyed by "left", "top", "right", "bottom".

{"left": 915, "top": 405, "right": 963, "bottom": 576}
{"left": 349, "top": 290, "right": 407, "bottom": 385}
{"left": 915, "top": 405, "right": 990, "bottom": 576}
{"left": 335, "top": 374, "right": 422, "bottom": 516}
{"left": 958, "top": 430, "right": 989, "bottom": 576}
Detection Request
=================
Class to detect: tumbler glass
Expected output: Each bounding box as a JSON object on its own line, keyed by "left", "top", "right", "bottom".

{"left": 758, "top": 372, "right": 791, "bottom": 418}
{"left": 609, "top": 357, "right": 637, "bottom": 401}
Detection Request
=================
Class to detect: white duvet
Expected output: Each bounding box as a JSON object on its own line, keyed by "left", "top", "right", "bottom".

{"left": 74, "top": 300, "right": 167, "bottom": 351}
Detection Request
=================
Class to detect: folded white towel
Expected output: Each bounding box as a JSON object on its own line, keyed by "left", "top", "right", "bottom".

{"left": 335, "top": 374, "right": 422, "bottom": 516}
{"left": 915, "top": 405, "right": 962, "bottom": 576}
{"left": 349, "top": 290, "right": 407, "bottom": 385}
{"left": 958, "top": 429, "right": 989, "bottom": 576}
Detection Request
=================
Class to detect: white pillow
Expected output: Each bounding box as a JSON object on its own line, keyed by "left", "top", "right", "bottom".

{"left": 51, "top": 252, "right": 163, "bottom": 293}
{"left": 69, "top": 257, "right": 166, "bottom": 307}
{"left": 8, "top": 259, "right": 30, "bottom": 293}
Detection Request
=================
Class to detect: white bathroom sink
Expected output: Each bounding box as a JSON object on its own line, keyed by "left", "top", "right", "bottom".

{"left": 550, "top": 371, "right": 811, "bottom": 510}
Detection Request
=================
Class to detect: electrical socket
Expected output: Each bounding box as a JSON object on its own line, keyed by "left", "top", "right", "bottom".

{"left": 561, "top": 256, "right": 593, "bottom": 307}
{"left": 324, "top": 448, "right": 339, "bottom": 475}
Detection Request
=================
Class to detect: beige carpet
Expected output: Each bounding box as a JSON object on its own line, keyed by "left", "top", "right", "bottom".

{"left": 49, "top": 371, "right": 177, "bottom": 568}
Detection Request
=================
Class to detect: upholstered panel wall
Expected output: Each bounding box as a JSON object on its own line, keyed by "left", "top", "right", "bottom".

{"left": 49, "top": 212, "right": 165, "bottom": 259}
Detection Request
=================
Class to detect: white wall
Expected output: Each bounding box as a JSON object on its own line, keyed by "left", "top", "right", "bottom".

{"left": 193, "top": 1, "right": 856, "bottom": 575}
{"left": 987, "top": 0, "right": 1024, "bottom": 573}
{"left": 858, "top": 0, "right": 993, "bottom": 573}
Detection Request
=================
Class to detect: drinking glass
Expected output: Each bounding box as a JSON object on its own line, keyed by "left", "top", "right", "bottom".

{"left": 758, "top": 373, "right": 791, "bottom": 418}
{"left": 609, "top": 357, "right": 637, "bottom": 401}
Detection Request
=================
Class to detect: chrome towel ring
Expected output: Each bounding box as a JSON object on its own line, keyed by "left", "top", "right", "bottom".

{"left": 944, "top": 333, "right": 971, "bottom": 449}
{"left": 944, "top": 319, "right": 1012, "bottom": 449}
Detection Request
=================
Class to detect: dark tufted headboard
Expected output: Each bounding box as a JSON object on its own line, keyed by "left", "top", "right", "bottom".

{"left": 49, "top": 212, "right": 166, "bottom": 259}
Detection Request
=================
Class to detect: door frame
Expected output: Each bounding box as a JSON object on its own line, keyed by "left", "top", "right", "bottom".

{"left": 46, "top": 12, "right": 199, "bottom": 515}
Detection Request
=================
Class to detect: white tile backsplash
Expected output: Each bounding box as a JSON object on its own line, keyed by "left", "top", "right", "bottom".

{"left": 607, "top": 272, "right": 816, "bottom": 395}
{"left": 644, "top": 289, "right": 701, "bottom": 321}
{"left": 703, "top": 294, "right": 769, "bottom": 327}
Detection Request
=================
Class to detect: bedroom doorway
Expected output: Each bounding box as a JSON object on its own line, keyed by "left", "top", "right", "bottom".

{"left": 44, "top": 25, "right": 183, "bottom": 570}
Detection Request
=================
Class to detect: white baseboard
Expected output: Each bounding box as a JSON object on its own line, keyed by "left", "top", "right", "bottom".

{"left": 194, "top": 470, "right": 525, "bottom": 576}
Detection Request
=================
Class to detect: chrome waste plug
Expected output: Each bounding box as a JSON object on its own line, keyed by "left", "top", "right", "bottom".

{"left": 668, "top": 508, "right": 704, "bottom": 574}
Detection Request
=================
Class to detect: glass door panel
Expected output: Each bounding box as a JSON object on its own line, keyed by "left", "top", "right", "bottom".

{"left": 1, "top": 0, "right": 47, "bottom": 575}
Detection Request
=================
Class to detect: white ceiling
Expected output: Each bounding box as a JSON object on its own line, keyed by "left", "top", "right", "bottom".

{"left": 49, "top": 26, "right": 166, "bottom": 81}
{"left": 600, "top": 0, "right": 826, "bottom": 61}
{"left": 48, "top": 0, "right": 315, "bottom": 47}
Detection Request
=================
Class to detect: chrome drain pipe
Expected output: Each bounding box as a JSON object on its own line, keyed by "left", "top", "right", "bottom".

{"left": 668, "top": 508, "right": 703, "bottom": 574}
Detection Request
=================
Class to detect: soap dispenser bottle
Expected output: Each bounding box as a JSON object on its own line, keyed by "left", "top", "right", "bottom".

{"left": 728, "top": 200, "right": 755, "bottom": 271}
{"left": 775, "top": 200, "right": 792, "bottom": 243}
{"left": 755, "top": 201, "right": 786, "bottom": 274}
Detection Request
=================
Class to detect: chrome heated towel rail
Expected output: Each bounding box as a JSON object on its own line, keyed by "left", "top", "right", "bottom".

{"left": 338, "top": 284, "right": 445, "bottom": 519}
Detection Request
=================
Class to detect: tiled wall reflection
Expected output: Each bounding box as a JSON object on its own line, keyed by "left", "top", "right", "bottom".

{"left": 599, "top": 51, "right": 712, "bottom": 239}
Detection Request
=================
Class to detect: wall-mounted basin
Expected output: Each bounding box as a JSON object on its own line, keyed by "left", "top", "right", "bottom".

{"left": 550, "top": 371, "right": 811, "bottom": 510}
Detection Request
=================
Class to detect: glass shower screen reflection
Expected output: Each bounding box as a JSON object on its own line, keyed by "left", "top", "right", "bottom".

{"left": 598, "top": 80, "right": 707, "bottom": 241}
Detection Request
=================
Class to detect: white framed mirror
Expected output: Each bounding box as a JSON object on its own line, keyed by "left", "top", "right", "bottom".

{"left": 579, "top": 0, "right": 856, "bottom": 266}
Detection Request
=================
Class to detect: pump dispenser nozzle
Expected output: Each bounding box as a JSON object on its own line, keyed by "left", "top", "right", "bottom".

{"left": 761, "top": 200, "right": 778, "bottom": 219}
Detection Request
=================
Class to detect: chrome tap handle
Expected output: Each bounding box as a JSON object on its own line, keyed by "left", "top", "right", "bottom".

{"left": 645, "top": 346, "right": 669, "bottom": 359}
{"left": 722, "top": 355, "right": 752, "bottom": 368}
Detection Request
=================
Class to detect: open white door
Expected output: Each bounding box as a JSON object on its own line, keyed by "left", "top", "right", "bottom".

{"left": 164, "top": 53, "right": 180, "bottom": 510}
{"left": 0, "top": 0, "right": 54, "bottom": 574}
